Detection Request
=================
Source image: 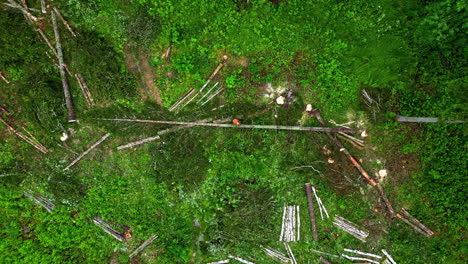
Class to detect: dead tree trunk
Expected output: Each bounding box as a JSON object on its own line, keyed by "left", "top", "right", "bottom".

{"left": 304, "top": 183, "right": 318, "bottom": 241}
{"left": 51, "top": 11, "right": 76, "bottom": 122}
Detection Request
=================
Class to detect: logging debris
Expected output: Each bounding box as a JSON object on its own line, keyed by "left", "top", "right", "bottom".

{"left": 228, "top": 255, "right": 255, "bottom": 264}
{"left": 279, "top": 206, "right": 300, "bottom": 242}
{"left": 396, "top": 208, "right": 434, "bottom": 238}
{"left": 261, "top": 246, "right": 290, "bottom": 263}
{"left": 0, "top": 117, "right": 49, "bottom": 153}
{"left": 64, "top": 133, "right": 110, "bottom": 170}
{"left": 129, "top": 234, "right": 159, "bottom": 258}
{"left": 333, "top": 216, "right": 369, "bottom": 242}
{"left": 24, "top": 190, "right": 55, "bottom": 213}
{"left": 92, "top": 217, "right": 131, "bottom": 242}
{"left": 284, "top": 243, "right": 297, "bottom": 264}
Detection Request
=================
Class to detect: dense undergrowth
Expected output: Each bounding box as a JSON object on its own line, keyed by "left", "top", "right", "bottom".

{"left": 0, "top": 0, "right": 466, "bottom": 263}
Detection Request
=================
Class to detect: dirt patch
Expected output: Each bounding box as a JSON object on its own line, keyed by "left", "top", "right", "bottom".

{"left": 123, "top": 44, "right": 163, "bottom": 106}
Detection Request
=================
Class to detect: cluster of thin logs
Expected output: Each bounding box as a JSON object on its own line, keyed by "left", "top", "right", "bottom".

{"left": 64, "top": 133, "right": 110, "bottom": 170}
{"left": 0, "top": 71, "right": 10, "bottom": 84}
{"left": 279, "top": 205, "right": 300, "bottom": 242}
{"left": 312, "top": 186, "right": 329, "bottom": 220}
{"left": 169, "top": 58, "right": 227, "bottom": 112}
{"left": 196, "top": 81, "right": 225, "bottom": 106}
{"left": 284, "top": 243, "right": 297, "bottom": 264}
{"left": 396, "top": 208, "right": 434, "bottom": 238}
{"left": 228, "top": 255, "right": 255, "bottom": 264}
{"left": 262, "top": 246, "right": 290, "bottom": 263}
{"left": 0, "top": 116, "right": 49, "bottom": 153}
{"left": 333, "top": 216, "right": 369, "bottom": 242}
{"left": 92, "top": 217, "right": 130, "bottom": 242}
{"left": 129, "top": 234, "right": 159, "bottom": 259}
{"left": 381, "top": 249, "right": 397, "bottom": 264}
{"left": 75, "top": 73, "right": 95, "bottom": 106}
{"left": 342, "top": 248, "right": 382, "bottom": 264}
{"left": 24, "top": 190, "right": 55, "bottom": 213}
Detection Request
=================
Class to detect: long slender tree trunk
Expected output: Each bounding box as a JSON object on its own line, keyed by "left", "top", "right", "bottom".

{"left": 51, "top": 11, "right": 76, "bottom": 122}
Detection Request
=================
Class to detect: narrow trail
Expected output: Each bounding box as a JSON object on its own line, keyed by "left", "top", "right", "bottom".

{"left": 123, "top": 45, "right": 163, "bottom": 106}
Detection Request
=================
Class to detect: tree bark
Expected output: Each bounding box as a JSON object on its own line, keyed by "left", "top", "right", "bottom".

{"left": 51, "top": 11, "right": 76, "bottom": 122}
{"left": 304, "top": 183, "right": 318, "bottom": 241}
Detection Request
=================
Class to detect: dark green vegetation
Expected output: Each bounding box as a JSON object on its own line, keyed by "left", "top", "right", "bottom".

{"left": 0, "top": 0, "right": 466, "bottom": 263}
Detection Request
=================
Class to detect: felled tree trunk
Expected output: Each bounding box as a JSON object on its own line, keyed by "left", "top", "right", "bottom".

{"left": 304, "top": 183, "right": 318, "bottom": 241}
{"left": 51, "top": 11, "right": 75, "bottom": 122}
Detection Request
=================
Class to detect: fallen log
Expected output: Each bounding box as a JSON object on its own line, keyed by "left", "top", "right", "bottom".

{"left": 64, "top": 133, "right": 110, "bottom": 170}
{"left": 381, "top": 249, "right": 397, "bottom": 264}
{"left": 262, "top": 247, "right": 290, "bottom": 263}
{"left": 343, "top": 248, "right": 382, "bottom": 259}
{"left": 37, "top": 28, "right": 59, "bottom": 58}
{"left": 228, "top": 255, "right": 255, "bottom": 264}
{"left": 310, "top": 249, "right": 339, "bottom": 258}
{"left": 376, "top": 183, "right": 395, "bottom": 216}
{"left": 93, "top": 217, "right": 128, "bottom": 241}
{"left": 304, "top": 183, "right": 318, "bottom": 241}
{"left": 129, "top": 234, "right": 159, "bottom": 258}
{"left": 51, "top": 11, "right": 76, "bottom": 122}
{"left": 333, "top": 216, "right": 369, "bottom": 242}
{"left": 98, "top": 118, "right": 356, "bottom": 133}
{"left": 24, "top": 190, "right": 55, "bottom": 213}
{"left": 341, "top": 254, "right": 379, "bottom": 264}
{"left": 53, "top": 7, "right": 76, "bottom": 37}
{"left": 6, "top": 0, "right": 38, "bottom": 22}
{"left": 396, "top": 213, "right": 430, "bottom": 238}
{"left": 283, "top": 243, "right": 297, "bottom": 264}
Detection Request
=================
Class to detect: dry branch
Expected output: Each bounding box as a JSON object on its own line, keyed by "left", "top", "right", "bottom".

{"left": 0, "top": 117, "right": 48, "bottom": 153}
{"left": 129, "top": 234, "right": 159, "bottom": 258}
{"left": 24, "top": 190, "right": 55, "bottom": 212}
{"left": 64, "top": 133, "right": 110, "bottom": 170}
{"left": 304, "top": 183, "right": 318, "bottom": 241}
{"left": 37, "top": 28, "right": 59, "bottom": 58}
{"left": 53, "top": 7, "right": 76, "bottom": 37}
{"left": 51, "top": 11, "right": 76, "bottom": 122}
{"left": 376, "top": 183, "right": 395, "bottom": 216}
{"left": 75, "top": 73, "right": 95, "bottom": 106}
{"left": 0, "top": 71, "right": 10, "bottom": 84}
{"left": 99, "top": 118, "right": 356, "bottom": 133}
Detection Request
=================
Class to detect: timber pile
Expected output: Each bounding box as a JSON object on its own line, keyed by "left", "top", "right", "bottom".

{"left": 24, "top": 190, "right": 55, "bottom": 213}
{"left": 279, "top": 205, "right": 300, "bottom": 242}
{"left": 129, "top": 234, "right": 159, "bottom": 258}
{"left": 396, "top": 208, "right": 434, "bottom": 238}
{"left": 333, "top": 216, "right": 369, "bottom": 242}
{"left": 92, "top": 217, "right": 131, "bottom": 241}
{"left": 169, "top": 56, "right": 228, "bottom": 112}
